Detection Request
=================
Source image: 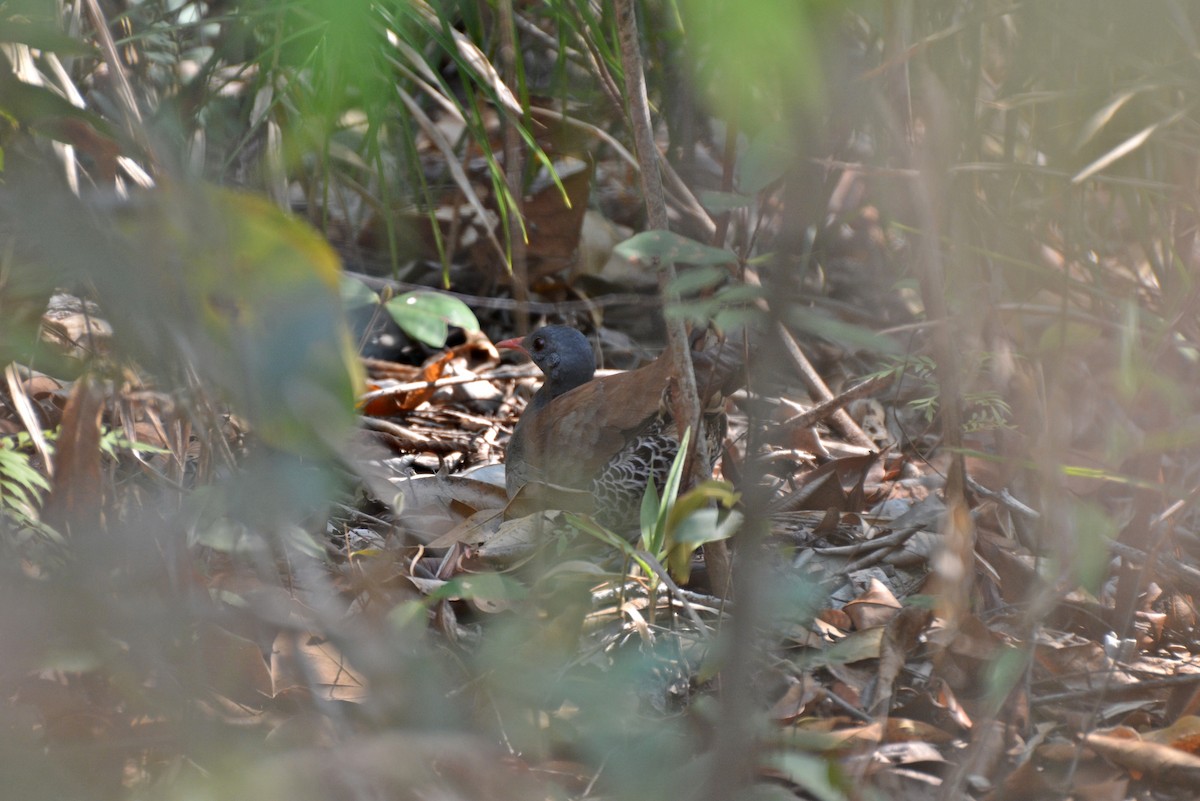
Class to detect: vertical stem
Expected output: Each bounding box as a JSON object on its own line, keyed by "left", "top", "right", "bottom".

{"left": 82, "top": 0, "right": 150, "bottom": 155}
{"left": 612, "top": 0, "right": 704, "bottom": 477}
{"left": 614, "top": 0, "right": 731, "bottom": 601}
{"left": 905, "top": 76, "right": 976, "bottom": 762}
{"left": 497, "top": 0, "right": 529, "bottom": 334}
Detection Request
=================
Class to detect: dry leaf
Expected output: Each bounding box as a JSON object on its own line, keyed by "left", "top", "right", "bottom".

{"left": 271, "top": 631, "right": 368, "bottom": 703}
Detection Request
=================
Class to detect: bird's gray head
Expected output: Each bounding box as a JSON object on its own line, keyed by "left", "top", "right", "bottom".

{"left": 498, "top": 325, "right": 596, "bottom": 399}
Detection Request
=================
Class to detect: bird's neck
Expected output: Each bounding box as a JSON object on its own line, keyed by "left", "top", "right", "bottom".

{"left": 530, "top": 362, "right": 594, "bottom": 412}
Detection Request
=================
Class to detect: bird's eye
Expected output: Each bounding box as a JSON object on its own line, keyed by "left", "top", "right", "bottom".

{"left": 531, "top": 336, "right": 545, "bottom": 351}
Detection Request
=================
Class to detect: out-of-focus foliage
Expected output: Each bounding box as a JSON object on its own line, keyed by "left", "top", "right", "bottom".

{"left": 2, "top": 1, "right": 1200, "bottom": 800}
{"left": 4, "top": 174, "right": 362, "bottom": 459}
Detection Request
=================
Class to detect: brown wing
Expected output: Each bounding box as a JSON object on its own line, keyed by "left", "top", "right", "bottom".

{"left": 512, "top": 336, "right": 747, "bottom": 494}
{"left": 518, "top": 355, "right": 673, "bottom": 491}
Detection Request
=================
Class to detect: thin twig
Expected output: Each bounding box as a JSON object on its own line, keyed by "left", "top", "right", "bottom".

{"left": 612, "top": 0, "right": 705, "bottom": 483}
{"left": 343, "top": 269, "right": 661, "bottom": 313}
{"left": 742, "top": 266, "right": 876, "bottom": 449}
{"left": 358, "top": 366, "right": 534, "bottom": 402}
{"left": 778, "top": 373, "right": 894, "bottom": 430}
{"left": 82, "top": 0, "right": 145, "bottom": 140}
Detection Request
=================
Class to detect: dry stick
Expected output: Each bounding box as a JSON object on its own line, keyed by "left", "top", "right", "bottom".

{"left": 360, "top": 417, "right": 435, "bottom": 448}
{"left": 778, "top": 373, "right": 894, "bottom": 431}
{"left": 82, "top": 0, "right": 145, "bottom": 142}
{"left": 900, "top": 102, "right": 980, "bottom": 801}
{"left": 779, "top": 330, "right": 875, "bottom": 449}
{"left": 531, "top": 102, "right": 714, "bottom": 235}
{"left": 613, "top": 0, "right": 734, "bottom": 608}
{"left": 497, "top": 0, "right": 529, "bottom": 334}
{"left": 658, "top": 155, "right": 717, "bottom": 242}
{"left": 712, "top": 119, "right": 740, "bottom": 248}
{"left": 1033, "top": 673, "right": 1200, "bottom": 705}
{"left": 612, "top": 0, "right": 703, "bottom": 473}
{"left": 561, "top": 4, "right": 715, "bottom": 238}
{"left": 743, "top": 266, "right": 877, "bottom": 450}
{"left": 911, "top": 219, "right": 972, "bottom": 613}
{"left": 358, "top": 366, "right": 536, "bottom": 402}
{"left": 345, "top": 269, "right": 660, "bottom": 313}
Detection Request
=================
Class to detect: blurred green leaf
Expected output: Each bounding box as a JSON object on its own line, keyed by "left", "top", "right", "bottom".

{"left": 431, "top": 572, "right": 528, "bottom": 603}
{"left": 340, "top": 275, "right": 380, "bottom": 311}
{"left": 737, "top": 123, "right": 793, "bottom": 193}
{"left": 666, "top": 480, "right": 740, "bottom": 530}
{"left": 0, "top": 443, "right": 50, "bottom": 516}
{"left": 189, "top": 189, "right": 365, "bottom": 456}
{"left": 5, "top": 184, "right": 366, "bottom": 459}
{"left": 663, "top": 481, "right": 741, "bottom": 582}
{"left": 0, "top": 20, "right": 96, "bottom": 55}
{"left": 387, "top": 599, "right": 432, "bottom": 636}
{"left": 668, "top": 264, "right": 728, "bottom": 296}
{"left": 615, "top": 231, "right": 736, "bottom": 268}
{"left": 698, "top": 189, "right": 754, "bottom": 213}
{"left": 680, "top": 0, "right": 825, "bottom": 130}
{"left": 671, "top": 508, "right": 741, "bottom": 547}
{"left": 667, "top": 284, "right": 768, "bottom": 326}
{"left": 761, "top": 752, "right": 847, "bottom": 801}
{"left": 786, "top": 307, "right": 900, "bottom": 354}
{"left": 385, "top": 291, "right": 480, "bottom": 348}
{"left": 0, "top": 73, "right": 113, "bottom": 134}
{"left": 665, "top": 508, "right": 741, "bottom": 581}
{"left": 1069, "top": 500, "right": 1118, "bottom": 592}
{"left": 568, "top": 511, "right": 643, "bottom": 561}
{"left": 640, "top": 475, "right": 660, "bottom": 543}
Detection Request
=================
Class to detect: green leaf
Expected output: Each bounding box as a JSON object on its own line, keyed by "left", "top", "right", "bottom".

{"left": 567, "top": 512, "right": 639, "bottom": 557}
{"left": 615, "top": 231, "right": 736, "bottom": 268}
{"left": 640, "top": 479, "right": 660, "bottom": 547}
{"left": 714, "top": 306, "right": 766, "bottom": 331}
{"left": 667, "top": 264, "right": 728, "bottom": 296}
{"left": 661, "top": 427, "right": 691, "bottom": 513}
{"left": 786, "top": 307, "right": 900, "bottom": 353}
{"left": 666, "top": 297, "right": 721, "bottom": 324}
{"left": 737, "top": 124, "right": 794, "bottom": 193}
{"left": 760, "top": 752, "right": 847, "bottom": 801}
{"left": 387, "top": 600, "right": 431, "bottom": 636}
{"left": 643, "top": 426, "right": 691, "bottom": 556}
{"left": 714, "top": 284, "right": 770, "bottom": 304}
{"left": 666, "top": 480, "right": 739, "bottom": 530}
{"left": 0, "top": 21, "right": 97, "bottom": 56}
{"left": 340, "top": 275, "right": 380, "bottom": 311}
{"left": 429, "top": 572, "right": 528, "bottom": 603}
{"left": 672, "top": 508, "right": 742, "bottom": 546}
{"left": 698, "top": 189, "right": 754, "bottom": 213}
{"left": 0, "top": 478, "right": 36, "bottom": 508}
{"left": 280, "top": 525, "right": 325, "bottom": 558}
{"left": 665, "top": 506, "right": 742, "bottom": 582}
{"left": 385, "top": 291, "right": 480, "bottom": 348}
{"left": 0, "top": 73, "right": 112, "bottom": 134}
{"left": 667, "top": 284, "right": 768, "bottom": 326}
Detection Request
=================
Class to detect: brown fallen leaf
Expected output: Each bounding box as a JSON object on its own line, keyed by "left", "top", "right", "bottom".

{"left": 1144, "top": 714, "right": 1200, "bottom": 755}
{"left": 844, "top": 577, "right": 903, "bottom": 630}
{"left": 42, "top": 374, "right": 105, "bottom": 536}
{"left": 271, "top": 631, "right": 368, "bottom": 703}
{"left": 1084, "top": 730, "right": 1200, "bottom": 784}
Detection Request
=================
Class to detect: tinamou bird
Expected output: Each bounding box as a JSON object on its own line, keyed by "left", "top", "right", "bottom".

{"left": 497, "top": 325, "right": 744, "bottom": 530}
